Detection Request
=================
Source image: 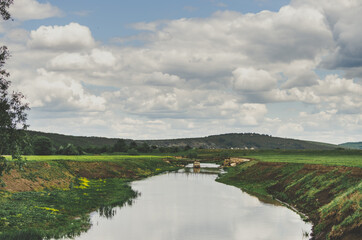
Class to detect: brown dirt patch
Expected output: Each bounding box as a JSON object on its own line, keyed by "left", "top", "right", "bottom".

{"left": 0, "top": 164, "right": 73, "bottom": 192}
{"left": 62, "top": 161, "right": 136, "bottom": 179}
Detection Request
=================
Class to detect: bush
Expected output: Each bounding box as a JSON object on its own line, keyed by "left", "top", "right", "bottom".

{"left": 63, "top": 144, "right": 79, "bottom": 155}
{"left": 186, "top": 151, "right": 198, "bottom": 159}
{"left": 127, "top": 148, "right": 139, "bottom": 155}
{"left": 33, "top": 136, "right": 53, "bottom": 155}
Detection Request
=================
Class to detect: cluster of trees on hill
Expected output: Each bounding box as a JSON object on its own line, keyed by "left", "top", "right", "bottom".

{"left": 17, "top": 136, "right": 194, "bottom": 155}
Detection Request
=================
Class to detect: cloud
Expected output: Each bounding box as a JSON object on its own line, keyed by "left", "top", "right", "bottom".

{"left": 277, "top": 123, "right": 304, "bottom": 137}
{"left": 72, "top": 10, "right": 92, "bottom": 17}
{"left": 28, "top": 23, "right": 96, "bottom": 51}
{"left": 291, "top": 0, "right": 362, "bottom": 77}
{"left": 233, "top": 67, "right": 277, "bottom": 92}
{"left": 238, "top": 104, "right": 268, "bottom": 126}
{"left": 9, "top": 0, "right": 62, "bottom": 21}
{"left": 281, "top": 60, "right": 319, "bottom": 89}
{"left": 48, "top": 49, "right": 116, "bottom": 71}
{"left": 4, "top": 28, "right": 29, "bottom": 43}
{"left": 12, "top": 68, "right": 106, "bottom": 112}
{"left": 3, "top": 0, "right": 362, "bottom": 142}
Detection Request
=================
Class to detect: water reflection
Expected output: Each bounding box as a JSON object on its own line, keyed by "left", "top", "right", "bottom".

{"left": 71, "top": 166, "right": 312, "bottom": 240}
{"left": 97, "top": 193, "right": 139, "bottom": 219}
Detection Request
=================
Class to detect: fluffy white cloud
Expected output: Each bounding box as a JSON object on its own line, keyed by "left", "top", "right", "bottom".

{"left": 18, "top": 69, "right": 106, "bottom": 112}
{"left": 233, "top": 67, "right": 277, "bottom": 92}
{"left": 237, "top": 104, "right": 268, "bottom": 126}
{"left": 29, "top": 23, "right": 96, "bottom": 50}
{"left": 49, "top": 53, "right": 92, "bottom": 71}
{"left": 281, "top": 60, "right": 319, "bottom": 89}
{"left": 3, "top": 0, "right": 362, "bottom": 142}
{"left": 291, "top": 0, "right": 362, "bottom": 77}
{"left": 9, "top": 0, "right": 62, "bottom": 21}
{"left": 277, "top": 123, "right": 304, "bottom": 137}
{"left": 48, "top": 49, "right": 116, "bottom": 71}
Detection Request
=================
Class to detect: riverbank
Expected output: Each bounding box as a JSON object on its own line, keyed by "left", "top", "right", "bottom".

{"left": 217, "top": 161, "right": 362, "bottom": 240}
{"left": 0, "top": 158, "right": 181, "bottom": 239}
{"left": 1, "top": 153, "right": 361, "bottom": 239}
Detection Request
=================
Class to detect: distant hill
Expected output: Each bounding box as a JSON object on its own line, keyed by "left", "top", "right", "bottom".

{"left": 27, "top": 130, "right": 120, "bottom": 148}
{"left": 142, "top": 133, "right": 337, "bottom": 150}
{"left": 339, "top": 142, "right": 362, "bottom": 150}
{"left": 27, "top": 131, "right": 338, "bottom": 150}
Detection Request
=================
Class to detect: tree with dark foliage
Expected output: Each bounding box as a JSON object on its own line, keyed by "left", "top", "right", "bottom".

{"left": 33, "top": 137, "right": 53, "bottom": 155}
{"left": 0, "top": 0, "right": 13, "bottom": 21}
{"left": 0, "top": 0, "right": 30, "bottom": 182}
{"left": 113, "top": 139, "right": 127, "bottom": 152}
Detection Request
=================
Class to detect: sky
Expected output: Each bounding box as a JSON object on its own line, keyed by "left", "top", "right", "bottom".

{"left": 0, "top": 0, "right": 361, "bottom": 144}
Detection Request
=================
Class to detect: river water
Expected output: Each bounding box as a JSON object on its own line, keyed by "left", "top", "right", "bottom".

{"left": 73, "top": 164, "right": 312, "bottom": 240}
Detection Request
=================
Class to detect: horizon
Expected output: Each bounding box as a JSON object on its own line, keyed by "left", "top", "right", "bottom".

{"left": 1, "top": 0, "right": 361, "bottom": 144}
{"left": 29, "top": 129, "right": 348, "bottom": 145}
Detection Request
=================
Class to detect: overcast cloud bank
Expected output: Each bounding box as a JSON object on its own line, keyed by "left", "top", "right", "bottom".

{"left": 2, "top": 0, "right": 361, "bottom": 143}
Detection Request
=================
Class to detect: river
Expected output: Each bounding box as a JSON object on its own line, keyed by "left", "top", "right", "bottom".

{"left": 72, "top": 163, "right": 312, "bottom": 240}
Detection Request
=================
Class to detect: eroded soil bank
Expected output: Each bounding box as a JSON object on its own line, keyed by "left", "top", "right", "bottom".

{"left": 217, "top": 161, "right": 362, "bottom": 240}
{"left": 0, "top": 159, "right": 179, "bottom": 239}
{"left": 0, "top": 159, "right": 178, "bottom": 192}
{"left": 1, "top": 159, "right": 361, "bottom": 240}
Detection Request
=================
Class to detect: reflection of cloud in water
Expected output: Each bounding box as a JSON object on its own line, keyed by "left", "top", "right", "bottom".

{"left": 73, "top": 172, "right": 311, "bottom": 240}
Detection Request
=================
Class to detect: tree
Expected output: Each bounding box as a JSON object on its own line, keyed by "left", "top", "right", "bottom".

{"left": 63, "top": 143, "right": 79, "bottom": 155}
{"left": 129, "top": 141, "right": 137, "bottom": 149}
{"left": 217, "top": 151, "right": 231, "bottom": 160}
{"left": 183, "top": 145, "right": 192, "bottom": 151}
{"left": 0, "top": 0, "right": 13, "bottom": 21}
{"left": 137, "top": 142, "right": 150, "bottom": 153}
{"left": 127, "top": 148, "right": 139, "bottom": 155}
{"left": 186, "top": 151, "right": 198, "bottom": 159}
{"left": 113, "top": 139, "right": 127, "bottom": 152}
{"left": 0, "top": 0, "right": 29, "bottom": 181}
{"left": 33, "top": 137, "right": 53, "bottom": 155}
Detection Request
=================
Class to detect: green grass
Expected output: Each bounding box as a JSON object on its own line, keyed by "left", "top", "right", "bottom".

{"left": 0, "top": 158, "right": 180, "bottom": 239}
{"left": 0, "top": 178, "right": 137, "bottom": 239}
{"left": 198, "top": 149, "right": 362, "bottom": 167}
{"left": 217, "top": 160, "right": 362, "bottom": 239}
{"left": 243, "top": 150, "right": 362, "bottom": 167}
{"left": 4, "top": 155, "right": 175, "bottom": 162}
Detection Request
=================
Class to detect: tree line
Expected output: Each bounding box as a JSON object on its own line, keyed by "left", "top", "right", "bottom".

{"left": 14, "top": 136, "right": 194, "bottom": 155}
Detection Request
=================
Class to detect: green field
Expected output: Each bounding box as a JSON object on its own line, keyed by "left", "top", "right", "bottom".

{"left": 5, "top": 149, "right": 362, "bottom": 167}
{"left": 198, "top": 149, "right": 362, "bottom": 167}
{"left": 0, "top": 150, "right": 361, "bottom": 239}
{"left": 5, "top": 154, "right": 175, "bottom": 162}
{"left": 243, "top": 151, "right": 362, "bottom": 167}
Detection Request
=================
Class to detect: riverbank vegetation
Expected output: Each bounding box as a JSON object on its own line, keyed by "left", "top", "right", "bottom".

{"left": 0, "top": 149, "right": 361, "bottom": 239}
{"left": 0, "top": 178, "right": 136, "bottom": 240}
{"left": 0, "top": 157, "right": 180, "bottom": 239}
{"left": 198, "top": 149, "right": 362, "bottom": 167}
{"left": 217, "top": 160, "right": 361, "bottom": 240}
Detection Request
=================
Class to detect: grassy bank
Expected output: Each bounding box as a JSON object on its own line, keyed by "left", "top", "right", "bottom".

{"left": 4, "top": 154, "right": 175, "bottom": 162}
{"left": 198, "top": 149, "right": 362, "bottom": 167}
{"left": 0, "top": 157, "right": 180, "bottom": 239}
{"left": 217, "top": 161, "right": 362, "bottom": 240}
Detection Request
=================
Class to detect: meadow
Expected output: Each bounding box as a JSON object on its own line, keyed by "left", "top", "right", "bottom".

{"left": 5, "top": 154, "right": 175, "bottom": 162}
{"left": 198, "top": 149, "right": 362, "bottom": 167}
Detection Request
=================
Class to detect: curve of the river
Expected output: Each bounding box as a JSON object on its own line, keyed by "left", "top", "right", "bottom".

{"left": 72, "top": 164, "right": 312, "bottom": 240}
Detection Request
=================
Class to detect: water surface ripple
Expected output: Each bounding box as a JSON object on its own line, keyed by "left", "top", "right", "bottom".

{"left": 74, "top": 165, "right": 312, "bottom": 240}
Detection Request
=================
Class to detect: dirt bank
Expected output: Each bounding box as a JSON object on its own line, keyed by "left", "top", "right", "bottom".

{"left": 217, "top": 161, "right": 362, "bottom": 240}
{"left": 0, "top": 158, "right": 179, "bottom": 239}
{"left": 0, "top": 159, "right": 176, "bottom": 192}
